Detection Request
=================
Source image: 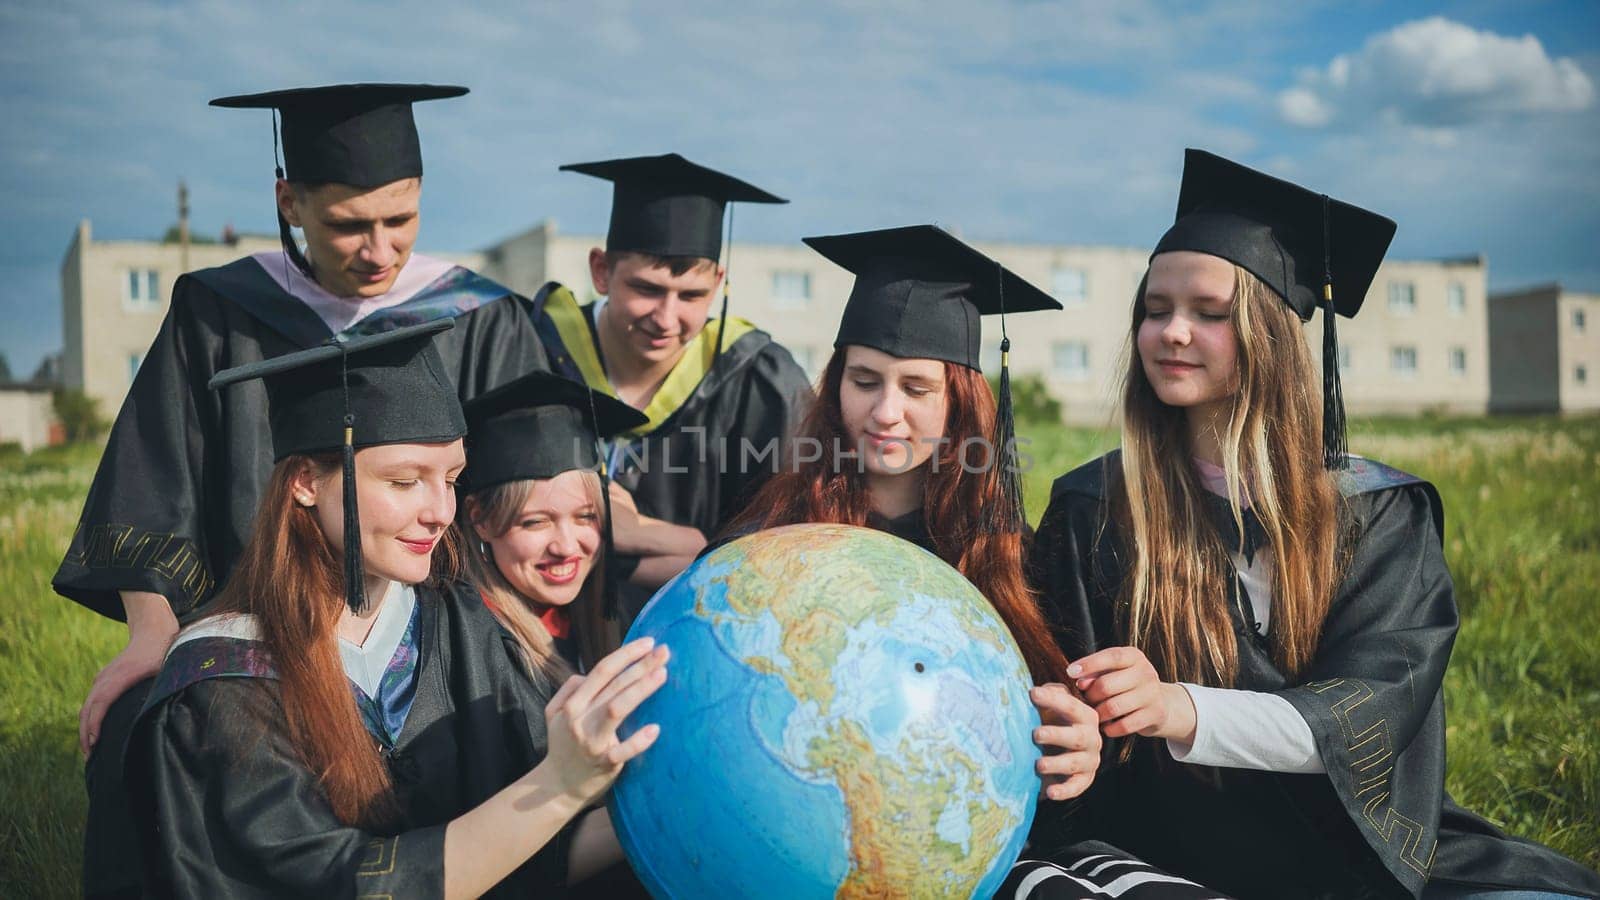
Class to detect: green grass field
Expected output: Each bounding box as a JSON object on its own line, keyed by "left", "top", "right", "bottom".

{"left": 1, "top": 418, "right": 1596, "bottom": 896}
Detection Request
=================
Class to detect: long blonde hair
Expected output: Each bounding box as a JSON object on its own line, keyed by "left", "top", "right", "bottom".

{"left": 1115, "top": 264, "right": 1346, "bottom": 688}
{"left": 458, "top": 471, "right": 619, "bottom": 680}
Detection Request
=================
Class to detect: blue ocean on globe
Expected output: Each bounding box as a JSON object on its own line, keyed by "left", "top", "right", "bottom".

{"left": 609, "top": 523, "right": 1042, "bottom": 899}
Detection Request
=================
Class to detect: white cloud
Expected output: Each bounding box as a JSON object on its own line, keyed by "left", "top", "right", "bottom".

{"left": 1279, "top": 16, "right": 1595, "bottom": 130}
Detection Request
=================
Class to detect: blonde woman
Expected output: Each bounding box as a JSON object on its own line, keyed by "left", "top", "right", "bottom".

{"left": 1014, "top": 152, "right": 1600, "bottom": 900}
{"left": 459, "top": 370, "right": 705, "bottom": 677}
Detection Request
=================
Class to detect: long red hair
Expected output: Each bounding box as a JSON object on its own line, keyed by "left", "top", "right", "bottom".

{"left": 207, "top": 453, "right": 461, "bottom": 829}
{"left": 726, "top": 348, "right": 1072, "bottom": 685}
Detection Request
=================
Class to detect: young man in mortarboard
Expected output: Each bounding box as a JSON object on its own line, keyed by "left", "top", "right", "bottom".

{"left": 530, "top": 153, "right": 814, "bottom": 625}
{"left": 62, "top": 84, "right": 550, "bottom": 898}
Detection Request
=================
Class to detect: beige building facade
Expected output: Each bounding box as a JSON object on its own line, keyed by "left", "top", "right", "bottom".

{"left": 479, "top": 222, "right": 1492, "bottom": 423}
{"left": 58, "top": 216, "right": 1496, "bottom": 425}
{"left": 59, "top": 220, "right": 484, "bottom": 418}
{"left": 1488, "top": 285, "right": 1600, "bottom": 413}
{"left": 60, "top": 220, "right": 280, "bottom": 415}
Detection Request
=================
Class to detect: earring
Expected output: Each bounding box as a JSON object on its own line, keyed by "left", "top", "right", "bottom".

{"left": 295, "top": 493, "right": 314, "bottom": 507}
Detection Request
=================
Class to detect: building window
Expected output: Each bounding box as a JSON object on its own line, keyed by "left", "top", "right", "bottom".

{"left": 1390, "top": 345, "right": 1418, "bottom": 377}
{"left": 1338, "top": 345, "right": 1353, "bottom": 374}
{"left": 1052, "top": 341, "right": 1089, "bottom": 380}
{"left": 1387, "top": 281, "right": 1415, "bottom": 315}
{"left": 1575, "top": 308, "right": 1588, "bottom": 333}
{"left": 790, "top": 345, "right": 816, "bottom": 378}
{"left": 1447, "top": 283, "right": 1466, "bottom": 316}
{"left": 770, "top": 270, "right": 811, "bottom": 308}
{"left": 128, "top": 353, "right": 144, "bottom": 385}
{"left": 1449, "top": 346, "right": 1466, "bottom": 375}
{"left": 124, "top": 268, "right": 161, "bottom": 311}
{"left": 1578, "top": 364, "right": 1589, "bottom": 385}
{"left": 1051, "top": 267, "right": 1087, "bottom": 307}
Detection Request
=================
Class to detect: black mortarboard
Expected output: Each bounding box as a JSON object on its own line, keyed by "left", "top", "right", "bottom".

{"left": 210, "top": 319, "right": 466, "bottom": 459}
{"left": 210, "top": 83, "right": 467, "bottom": 188}
{"left": 1154, "top": 149, "right": 1395, "bottom": 320}
{"left": 560, "top": 153, "right": 786, "bottom": 261}
{"left": 806, "top": 224, "right": 1061, "bottom": 535}
{"left": 804, "top": 225, "right": 1062, "bottom": 371}
{"left": 210, "top": 319, "right": 466, "bottom": 614}
{"left": 462, "top": 371, "right": 648, "bottom": 494}
{"left": 1152, "top": 149, "right": 1397, "bottom": 468}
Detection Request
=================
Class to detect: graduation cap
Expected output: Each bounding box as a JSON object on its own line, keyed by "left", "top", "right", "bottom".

{"left": 462, "top": 371, "right": 647, "bottom": 493}
{"left": 805, "top": 225, "right": 1061, "bottom": 370}
{"left": 804, "top": 224, "right": 1063, "bottom": 533}
{"left": 1152, "top": 149, "right": 1397, "bottom": 468}
{"left": 210, "top": 319, "right": 467, "bottom": 614}
{"left": 561, "top": 153, "right": 786, "bottom": 261}
{"left": 461, "top": 371, "right": 649, "bottom": 621}
{"left": 211, "top": 83, "right": 467, "bottom": 277}
{"left": 211, "top": 83, "right": 467, "bottom": 187}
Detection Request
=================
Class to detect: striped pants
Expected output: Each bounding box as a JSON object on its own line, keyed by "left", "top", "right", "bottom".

{"left": 999, "top": 844, "right": 1232, "bottom": 900}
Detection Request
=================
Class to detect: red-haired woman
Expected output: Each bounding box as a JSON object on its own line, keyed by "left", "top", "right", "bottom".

{"left": 124, "top": 323, "right": 669, "bottom": 899}
{"left": 1018, "top": 152, "right": 1600, "bottom": 899}
{"left": 724, "top": 225, "right": 1103, "bottom": 804}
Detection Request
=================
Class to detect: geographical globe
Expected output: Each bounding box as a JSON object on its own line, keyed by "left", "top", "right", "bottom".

{"left": 610, "top": 523, "right": 1042, "bottom": 898}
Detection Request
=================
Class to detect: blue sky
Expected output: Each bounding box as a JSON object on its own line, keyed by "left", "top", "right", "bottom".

{"left": 1, "top": 0, "right": 1596, "bottom": 377}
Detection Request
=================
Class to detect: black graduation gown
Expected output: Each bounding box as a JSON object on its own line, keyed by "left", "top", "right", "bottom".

{"left": 54, "top": 256, "right": 547, "bottom": 622}
{"left": 866, "top": 508, "right": 937, "bottom": 554}
{"left": 1027, "top": 452, "right": 1600, "bottom": 900}
{"left": 532, "top": 283, "right": 813, "bottom": 622}
{"left": 124, "top": 581, "right": 570, "bottom": 899}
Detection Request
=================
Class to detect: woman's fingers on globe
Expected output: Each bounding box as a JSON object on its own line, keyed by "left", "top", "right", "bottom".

{"left": 1035, "top": 749, "right": 1096, "bottom": 777}
{"left": 608, "top": 723, "right": 662, "bottom": 765}
{"left": 1029, "top": 683, "right": 1079, "bottom": 720}
{"left": 573, "top": 638, "right": 656, "bottom": 711}
{"left": 585, "top": 646, "right": 670, "bottom": 719}
{"left": 1051, "top": 772, "right": 1095, "bottom": 801}
{"left": 598, "top": 665, "right": 669, "bottom": 729}
{"left": 1033, "top": 723, "right": 1096, "bottom": 751}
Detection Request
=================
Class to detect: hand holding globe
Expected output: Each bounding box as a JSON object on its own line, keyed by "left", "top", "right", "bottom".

{"left": 609, "top": 523, "right": 1044, "bottom": 898}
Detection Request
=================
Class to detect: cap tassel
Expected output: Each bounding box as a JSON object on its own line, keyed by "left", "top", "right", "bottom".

{"left": 341, "top": 417, "right": 369, "bottom": 614}
{"left": 1319, "top": 194, "right": 1348, "bottom": 470}
{"left": 338, "top": 347, "right": 367, "bottom": 614}
{"left": 271, "top": 109, "right": 315, "bottom": 279}
{"left": 711, "top": 204, "right": 734, "bottom": 369}
{"left": 598, "top": 457, "right": 621, "bottom": 623}
{"left": 987, "top": 261, "right": 1026, "bottom": 535}
{"left": 1320, "top": 288, "right": 1348, "bottom": 470}
{"left": 580, "top": 385, "right": 621, "bottom": 623}
{"left": 991, "top": 339, "right": 1027, "bottom": 533}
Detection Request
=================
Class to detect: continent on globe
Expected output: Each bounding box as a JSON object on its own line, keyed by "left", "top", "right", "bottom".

{"left": 609, "top": 523, "right": 1042, "bottom": 899}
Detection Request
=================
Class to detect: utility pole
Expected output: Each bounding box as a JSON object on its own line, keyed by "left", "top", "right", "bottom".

{"left": 178, "top": 179, "right": 190, "bottom": 273}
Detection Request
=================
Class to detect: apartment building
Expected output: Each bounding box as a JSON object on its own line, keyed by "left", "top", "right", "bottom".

{"left": 1488, "top": 284, "right": 1600, "bottom": 413}
{"left": 59, "top": 216, "right": 1496, "bottom": 424}
{"left": 479, "top": 222, "right": 1491, "bottom": 423}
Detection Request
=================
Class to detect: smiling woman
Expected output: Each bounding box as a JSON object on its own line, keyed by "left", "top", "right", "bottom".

{"left": 110, "top": 322, "right": 670, "bottom": 898}
{"left": 457, "top": 369, "right": 703, "bottom": 678}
